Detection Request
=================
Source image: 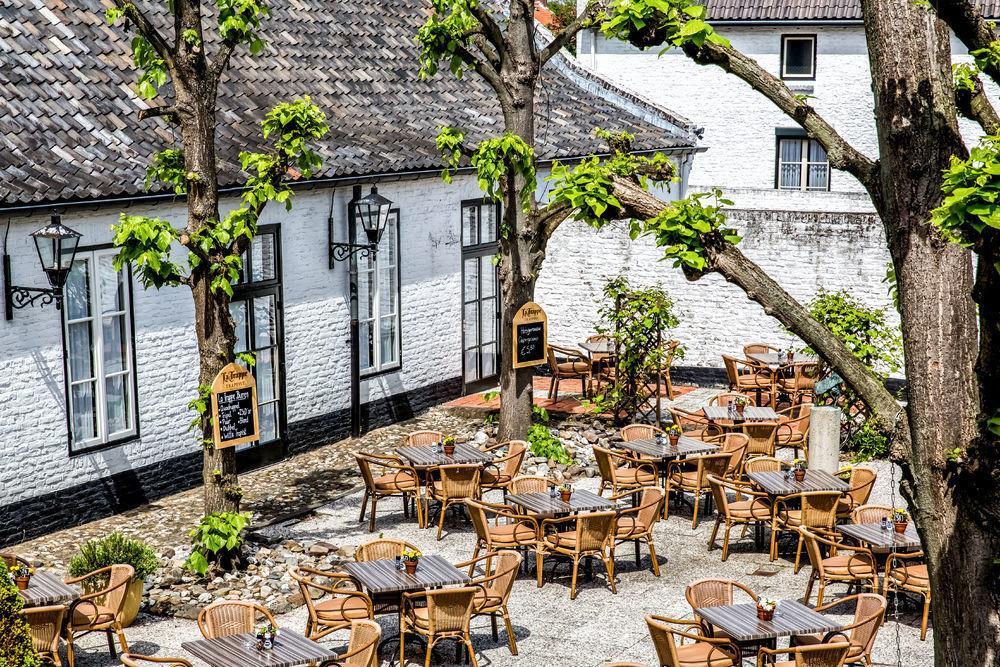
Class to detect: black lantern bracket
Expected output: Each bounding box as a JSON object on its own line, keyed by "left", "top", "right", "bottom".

{"left": 328, "top": 185, "right": 393, "bottom": 268}
{"left": 2, "top": 215, "right": 81, "bottom": 320}
{"left": 329, "top": 238, "right": 376, "bottom": 265}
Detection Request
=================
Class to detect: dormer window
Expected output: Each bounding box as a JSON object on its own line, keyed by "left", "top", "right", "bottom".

{"left": 781, "top": 35, "right": 816, "bottom": 80}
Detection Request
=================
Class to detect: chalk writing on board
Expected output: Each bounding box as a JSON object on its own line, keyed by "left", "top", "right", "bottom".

{"left": 210, "top": 362, "right": 259, "bottom": 448}
{"left": 511, "top": 301, "right": 547, "bottom": 369}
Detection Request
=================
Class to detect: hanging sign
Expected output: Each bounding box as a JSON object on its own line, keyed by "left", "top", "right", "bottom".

{"left": 210, "top": 362, "right": 259, "bottom": 448}
{"left": 512, "top": 301, "right": 548, "bottom": 369}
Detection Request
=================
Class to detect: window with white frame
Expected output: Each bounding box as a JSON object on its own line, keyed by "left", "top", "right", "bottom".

{"left": 358, "top": 209, "right": 401, "bottom": 376}
{"left": 63, "top": 248, "right": 137, "bottom": 452}
{"left": 777, "top": 136, "right": 829, "bottom": 191}
{"left": 781, "top": 35, "right": 816, "bottom": 79}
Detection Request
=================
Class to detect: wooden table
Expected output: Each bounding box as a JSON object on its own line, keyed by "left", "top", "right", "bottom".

{"left": 394, "top": 442, "right": 493, "bottom": 468}
{"left": 748, "top": 353, "right": 819, "bottom": 368}
{"left": 507, "top": 489, "right": 614, "bottom": 515}
{"left": 18, "top": 570, "right": 80, "bottom": 608}
{"left": 704, "top": 405, "right": 780, "bottom": 422}
{"left": 343, "top": 555, "right": 470, "bottom": 595}
{"left": 748, "top": 470, "right": 850, "bottom": 496}
{"left": 617, "top": 436, "right": 719, "bottom": 460}
{"left": 837, "top": 522, "right": 922, "bottom": 551}
{"left": 696, "top": 599, "right": 843, "bottom": 643}
{"left": 182, "top": 631, "right": 336, "bottom": 667}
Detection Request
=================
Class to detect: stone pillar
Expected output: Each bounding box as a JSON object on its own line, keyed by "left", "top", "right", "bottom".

{"left": 808, "top": 406, "right": 841, "bottom": 473}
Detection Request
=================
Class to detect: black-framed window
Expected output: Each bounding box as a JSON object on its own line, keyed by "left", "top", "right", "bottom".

{"left": 63, "top": 246, "right": 139, "bottom": 454}
{"left": 781, "top": 35, "right": 816, "bottom": 80}
{"left": 358, "top": 209, "right": 401, "bottom": 377}
{"left": 776, "top": 130, "right": 830, "bottom": 191}
{"left": 461, "top": 199, "right": 500, "bottom": 390}
{"left": 231, "top": 227, "right": 285, "bottom": 448}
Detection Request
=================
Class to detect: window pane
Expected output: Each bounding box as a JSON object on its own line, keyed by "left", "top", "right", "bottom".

{"left": 480, "top": 204, "right": 498, "bottom": 244}
{"left": 779, "top": 138, "right": 802, "bottom": 163}
{"left": 68, "top": 321, "right": 94, "bottom": 380}
{"left": 464, "top": 302, "right": 478, "bottom": 348}
{"left": 808, "top": 140, "right": 827, "bottom": 162}
{"left": 251, "top": 233, "right": 276, "bottom": 282}
{"left": 463, "top": 205, "right": 479, "bottom": 246}
{"left": 480, "top": 256, "right": 495, "bottom": 298}
{"left": 259, "top": 402, "right": 277, "bottom": 443}
{"left": 779, "top": 164, "right": 802, "bottom": 189}
{"left": 481, "top": 342, "right": 497, "bottom": 377}
{"left": 256, "top": 348, "right": 276, "bottom": 403}
{"left": 381, "top": 215, "right": 397, "bottom": 262}
{"left": 480, "top": 297, "right": 496, "bottom": 344}
{"left": 378, "top": 266, "right": 394, "bottom": 318}
{"left": 807, "top": 164, "right": 829, "bottom": 190}
{"left": 253, "top": 295, "right": 276, "bottom": 349}
{"left": 359, "top": 320, "right": 373, "bottom": 371}
{"left": 71, "top": 381, "right": 98, "bottom": 442}
{"left": 380, "top": 315, "right": 397, "bottom": 364}
{"left": 65, "top": 258, "right": 91, "bottom": 320}
{"left": 464, "top": 347, "right": 479, "bottom": 383}
{"left": 230, "top": 301, "right": 249, "bottom": 354}
{"left": 102, "top": 314, "right": 127, "bottom": 374}
{"left": 359, "top": 268, "right": 375, "bottom": 320}
{"left": 784, "top": 38, "right": 813, "bottom": 76}
{"left": 98, "top": 255, "right": 124, "bottom": 313}
{"left": 464, "top": 258, "right": 479, "bottom": 301}
{"left": 104, "top": 373, "right": 129, "bottom": 435}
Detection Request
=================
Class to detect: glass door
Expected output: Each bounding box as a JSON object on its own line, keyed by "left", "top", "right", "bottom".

{"left": 461, "top": 200, "right": 500, "bottom": 393}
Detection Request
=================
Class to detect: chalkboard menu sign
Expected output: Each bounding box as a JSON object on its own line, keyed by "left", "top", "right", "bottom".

{"left": 512, "top": 301, "right": 548, "bottom": 369}
{"left": 210, "top": 362, "right": 260, "bottom": 449}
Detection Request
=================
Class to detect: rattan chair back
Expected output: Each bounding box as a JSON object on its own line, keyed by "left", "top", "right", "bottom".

{"left": 851, "top": 504, "right": 893, "bottom": 524}
{"left": 722, "top": 355, "right": 741, "bottom": 387}
{"left": 197, "top": 600, "right": 276, "bottom": 639}
{"left": 354, "top": 538, "right": 420, "bottom": 562}
{"left": 592, "top": 446, "right": 618, "bottom": 484}
{"left": 844, "top": 467, "right": 878, "bottom": 507}
{"left": 694, "top": 452, "right": 731, "bottom": 487}
{"left": 801, "top": 527, "right": 831, "bottom": 574}
{"left": 741, "top": 421, "right": 779, "bottom": 457}
{"left": 783, "top": 643, "right": 851, "bottom": 666}
{"left": 92, "top": 564, "right": 134, "bottom": 618}
{"left": 466, "top": 499, "right": 493, "bottom": 546}
{"left": 667, "top": 407, "right": 722, "bottom": 438}
{"left": 480, "top": 550, "right": 522, "bottom": 602}
{"left": 353, "top": 453, "right": 380, "bottom": 491}
{"left": 706, "top": 474, "right": 733, "bottom": 518}
{"left": 685, "top": 578, "right": 757, "bottom": 610}
{"left": 0, "top": 552, "right": 29, "bottom": 568}
{"left": 574, "top": 511, "right": 616, "bottom": 552}
{"left": 634, "top": 487, "right": 664, "bottom": 529}
{"left": 509, "top": 475, "right": 550, "bottom": 494}
{"left": 744, "top": 456, "right": 788, "bottom": 474}
{"left": 499, "top": 441, "right": 527, "bottom": 478}
{"left": 405, "top": 430, "right": 444, "bottom": 446}
{"left": 847, "top": 593, "right": 887, "bottom": 657}
{"left": 799, "top": 491, "right": 842, "bottom": 529}
{"left": 424, "top": 586, "right": 477, "bottom": 634}
{"left": 23, "top": 605, "right": 65, "bottom": 662}
{"left": 644, "top": 615, "right": 683, "bottom": 667}
{"left": 342, "top": 619, "right": 381, "bottom": 666}
{"left": 743, "top": 343, "right": 778, "bottom": 355}
{"left": 438, "top": 464, "right": 481, "bottom": 500}
{"left": 620, "top": 423, "right": 662, "bottom": 442}
{"left": 708, "top": 432, "right": 749, "bottom": 477}
{"left": 709, "top": 392, "right": 756, "bottom": 407}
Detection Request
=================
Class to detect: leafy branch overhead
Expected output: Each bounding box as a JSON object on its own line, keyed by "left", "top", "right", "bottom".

{"left": 598, "top": 0, "right": 728, "bottom": 50}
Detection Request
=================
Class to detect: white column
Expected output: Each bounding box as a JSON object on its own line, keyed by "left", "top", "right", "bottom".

{"left": 808, "top": 406, "right": 842, "bottom": 473}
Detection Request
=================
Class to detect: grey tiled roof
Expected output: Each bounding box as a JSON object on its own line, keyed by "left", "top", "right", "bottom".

{"left": 0, "top": 1, "right": 698, "bottom": 207}
{"left": 705, "top": 0, "right": 1000, "bottom": 20}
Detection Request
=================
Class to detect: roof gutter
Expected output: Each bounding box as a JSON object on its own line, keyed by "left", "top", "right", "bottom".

{"left": 707, "top": 19, "right": 864, "bottom": 26}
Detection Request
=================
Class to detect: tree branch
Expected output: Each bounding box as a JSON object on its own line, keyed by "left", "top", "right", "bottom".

{"left": 469, "top": 33, "right": 502, "bottom": 71}
{"left": 536, "top": 201, "right": 575, "bottom": 239}
{"left": 455, "top": 43, "right": 513, "bottom": 108}
{"left": 138, "top": 105, "right": 179, "bottom": 122}
{"left": 956, "top": 74, "right": 1000, "bottom": 135}
{"left": 681, "top": 40, "right": 880, "bottom": 200}
{"left": 208, "top": 41, "right": 237, "bottom": 100}
{"left": 936, "top": 0, "right": 1000, "bottom": 87}
{"left": 115, "top": 0, "right": 175, "bottom": 71}
{"left": 540, "top": 0, "right": 606, "bottom": 64}
{"left": 467, "top": 2, "right": 506, "bottom": 57}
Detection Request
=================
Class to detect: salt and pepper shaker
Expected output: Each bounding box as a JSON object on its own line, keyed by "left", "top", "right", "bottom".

{"left": 395, "top": 555, "right": 402, "bottom": 570}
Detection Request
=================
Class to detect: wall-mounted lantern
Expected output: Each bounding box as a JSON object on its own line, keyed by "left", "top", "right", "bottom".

{"left": 3, "top": 213, "right": 82, "bottom": 320}
{"left": 329, "top": 186, "right": 393, "bottom": 264}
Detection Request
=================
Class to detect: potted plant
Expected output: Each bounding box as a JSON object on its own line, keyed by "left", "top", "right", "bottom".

{"left": 402, "top": 548, "right": 422, "bottom": 575}
{"left": 665, "top": 424, "right": 683, "bottom": 446}
{"left": 891, "top": 508, "right": 909, "bottom": 534}
{"left": 10, "top": 563, "right": 33, "bottom": 590}
{"left": 792, "top": 459, "right": 807, "bottom": 482}
{"left": 68, "top": 532, "right": 159, "bottom": 627}
{"left": 734, "top": 395, "right": 749, "bottom": 416}
{"left": 558, "top": 483, "right": 573, "bottom": 503}
{"left": 786, "top": 349, "right": 795, "bottom": 363}
{"left": 255, "top": 623, "right": 278, "bottom": 650}
{"left": 756, "top": 597, "right": 777, "bottom": 622}
{"left": 442, "top": 436, "right": 456, "bottom": 457}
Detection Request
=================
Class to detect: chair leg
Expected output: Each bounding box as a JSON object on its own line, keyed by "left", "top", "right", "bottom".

{"left": 491, "top": 614, "right": 499, "bottom": 641}
{"left": 400, "top": 626, "right": 407, "bottom": 667}
{"left": 424, "top": 637, "right": 434, "bottom": 667}
{"left": 437, "top": 500, "right": 447, "bottom": 540}
{"left": 691, "top": 492, "right": 701, "bottom": 529}
{"left": 603, "top": 552, "right": 617, "bottom": 594}
{"left": 536, "top": 549, "right": 544, "bottom": 588}
{"left": 794, "top": 533, "right": 804, "bottom": 574}
{"left": 646, "top": 537, "right": 660, "bottom": 577}
{"left": 106, "top": 630, "right": 116, "bottom": 657}
{"left": 721, "top": 523, "right": 732, "bottom": 562}
{"left": 803, "top": 573, "right": 816, "bottom": 604}
{"left": 368, "top": 497, "right": 378, "bottom": 533}
{"left": 502, "top": 607, "right": 518, "bottom": 655}
{"left": 115, "top": 624, "right": 129, "bottom": 654}
{"left": 634, "top": 539, "right": 641, "bottom": 568}
{"left": 464, "top": 638, "right": 479, "bottom": 667}
{"left": 359, "top": 490, "right": 369, "bottom": 522}
{"left": 469, "top": 542, "right": 481, "bottom": 575}
{"left": 570, "top": 556, "right": 580, "bottom": 600}
{"left": 816, "top": 582, "right": 826, "bottom": 607}
{"left": 920, "top": 595, "right": 930, "bottom": 640}
{"left": 708, "top": 517, "right": 721, "bottom": 551}
{"left": 769, "top": 518, "right": 780, "bottom": 561}
{"left": 65, "top": 634, "right": 75, "bottom": 667}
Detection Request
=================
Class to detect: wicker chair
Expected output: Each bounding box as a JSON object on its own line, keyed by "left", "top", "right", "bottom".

{"left": 480, "top": 441, "right": 527, "bottom": 498}
{"left": 197, "top": 600, "right": 277, "bottom": 639}
{"left": 685, "top": 578, "right": 758, "bottom": 612}
{"left": 740, "top": 421, "right": 780, "bottom": 458}
{"left": 706, "top": 475, "right": 773, "bottom": 561}
{"left": 850, "top": 504, "right": 893, "bottom": 524}
{"left": 428, "top": 464, "right": 481, "bottom": 539}
{"left": 757, "top": 642, "right": 851, "bottom": 667}
{"left": 1, "top": 551, "right": 30, "bottom": 568}
{"left": 778, "top": 362, "right": 821, "bottom": 406}
{"left": 883, "top": 551, "right": 932, "bottom": 640}
{"left": 593, "top": 445, "right": 657, "bottom": 496}
{"left": 537, "top": 511, "right": 617, "bottom": 599}
{"left": 657, "top": 340, "right": 681, "bottom": 400}
{"left": 791, "top": 594, "right": 886, "bottom": 666}
{"left": 585, "top": 334, "right": 613, "bottom": 381}
{"left": 777, "top": 404, "right": 812, "bottom": 459}
{"left": 771, "top": 491, "right": 841, "bottom": 571}
{"left": 354, "top": 452, "right": 423, "bottom": 532}
{"left": 546, "top": 344, "right": 591, "bottom": 400}
{"left": 354, "top": 538, "right": 420, "bottom": 562}
{"left": 405, "top": 430, "right": 444, "bottom": 446}
{"left": 708, "top": 392, "right": 757, "bottom": 407}
{"left": 667, "top": 407, "right": 723, "bottom": 440}
{"left": 400, "top": 586, "right": 479, "bottom": 667}
{"left": 64, "top": 564, "right": 133, "bottom": 666}
{"left": 121, "top": 656, "right": 193, "bottom": 667}
{"left": 836, "top": 467, "right": 878, "bottom": 520}
{"left": 323, "top": 619, "right": 381, "bottom": 666}
{"left": 665, "top": 452, "right": 731, "bottom": 528}
{"left": 610, "top": 487, "right": 664, "bottom": 576}
{"left": 290, "top": 566, "right": 374, "bottom": 641}
{"left": 456, "top": 550, "right": 522, "bottom": 655}
{"left": 799, "top": 527, "right": 879, "bottom": 606}
{"left": 744, "top": 456, "right": 790, "bottom": 474}
{"left": 707, "top": 432, "right": 750, "bottom": 479}
{"left": 465, "top": 499, "right": 539, "bottom": 567}
{"left": 722, "top": 355, "right": 775, "bottom": 405}
{"left": 23, "top": 604, "right": 65, "bottom": 666}
{"left": 620, "top": 423, "right": 665, "bottom": 442}
{"left": 744, "top": 343, "right": 779, "bottom": 356}
{"left": 644, "top": 614, "right": 740, "bottom": 667}
{"left": 508, "top": 475, "right": 551, "bottom": 494}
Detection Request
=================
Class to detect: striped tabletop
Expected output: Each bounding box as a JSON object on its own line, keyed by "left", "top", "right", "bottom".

{"left": 747, "top": 353, "right": 819, "bottom": 367}
{"left": 837, "top": 522, "right": 922, "bottom": 550}
{"left": 696, "top": 600, "right": 843, "bottom": 642}
{"left": 18, "top": 570, "right": 80, "bottom": 608}
{"left": 617, "top": 436, "right": 719, "bottom": 460}
{"left": 342, "top": 555, "right": 470, "bottom": 594}
{"left": 580, "top": 340, "right": 613, "bottom": 355}
{"left": 507, "top": 489, "right": 614, "bottom": 515}
{"left": 703, "top": 405, "right": 780, "bottom": 422}
{"left": 182, "top": 631, "right": 335, "bottom": 667}
{"left": 394, "top": 442, "right": 493, "bottom": 467}
{"left": 748, "top": 469, "right": 850, "bottom": 495}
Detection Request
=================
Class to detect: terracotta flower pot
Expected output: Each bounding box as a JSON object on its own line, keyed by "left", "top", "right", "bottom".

{"left": 756, "top": 606, "right": 774, "bottom": 622}
{"left": 560, "top": 491, "right": 572, "bottom": 503}
{"left": 793, "top": 469, "right": 806, "bottom": 482}
{"left": 443, "top": 444, "right": 456, "bottom": 457}
{"left": 668, "top": 434, "right": 679, "bottom": 446}
{"left": 15, "top": 576, "right": 29, "bottom": 591}
{"left": 404, "top": 560, "right": 418, "bottom": 575}
{"left": 893, "top": 521, "right": 908, "bottom": 534}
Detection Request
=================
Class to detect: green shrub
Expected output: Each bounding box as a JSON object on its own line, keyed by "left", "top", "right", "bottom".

{"left": 847, "top": 422, "right": 890, "bottom": 462}
{"left": 185, "top": 511, "right": 250, "bottom": 576}
{"left": 68, "top": 532, "right": 159, "bottom": 583}
{"left": 0, "top": 561, "right": 40, "bottom": 667}
{"left": 526, "top": 422, "right": 572, "bottom": 464}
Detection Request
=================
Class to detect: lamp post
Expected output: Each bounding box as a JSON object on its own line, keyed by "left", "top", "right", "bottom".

{"left": 3, "top": 213, "right": 82, "bottom": 320}
{"left": 329, "top": 185, "right": 394, "bottom": 437}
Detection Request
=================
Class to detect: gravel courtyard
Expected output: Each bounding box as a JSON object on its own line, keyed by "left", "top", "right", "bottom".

{"left": 60, "top": 466, "right": 933, "bottom": 667}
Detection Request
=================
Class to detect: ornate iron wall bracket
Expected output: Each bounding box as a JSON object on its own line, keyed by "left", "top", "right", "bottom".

{"left": 3, "top": 253, "right": 63, "bottom": 320}
{"left": 329, "top": 240, "right": 376, "bottom": 265}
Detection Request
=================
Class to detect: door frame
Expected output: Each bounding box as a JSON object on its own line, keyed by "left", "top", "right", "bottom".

{"left": 460, "top": 198, "right": 502, "bottom": 394}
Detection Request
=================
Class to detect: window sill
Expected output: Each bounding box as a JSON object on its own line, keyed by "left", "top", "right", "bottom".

{"left": 68, "top": 433, "right": 141, "bottom": 458}
{"left": 361, "top": 364, "right": 403, "bottom": 381}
